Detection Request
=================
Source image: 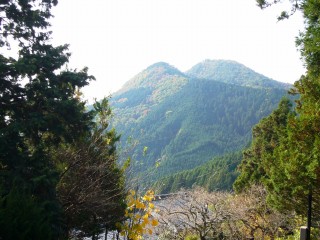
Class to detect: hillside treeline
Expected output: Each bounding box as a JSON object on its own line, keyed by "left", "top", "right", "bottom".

{"left": 154, "top": 152, "right": 241, "bottom": 194}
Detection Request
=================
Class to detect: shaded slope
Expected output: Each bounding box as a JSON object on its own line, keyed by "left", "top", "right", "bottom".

{"left": 153, "top": 152, "right": 242, "bottom": 194}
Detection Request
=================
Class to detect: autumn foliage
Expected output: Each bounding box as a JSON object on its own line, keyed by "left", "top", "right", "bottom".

{"left": 117, "top": 190, "right": 159, "bottom": 240}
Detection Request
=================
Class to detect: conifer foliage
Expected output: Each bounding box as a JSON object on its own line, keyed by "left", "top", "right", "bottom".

{"left": 0, "top": 1, "right": 125, "bottom": 238}
{"left": 234, "top": 98, "right": 293, "bottom": 192}
{"left": 268, "top": 0, "right": 320, "bottom": 219}
{"left": 56, "top": 99, "right": 126, "bottom": 239}
{"left": 235, "top": 0, "right": 320, "bottom": 226}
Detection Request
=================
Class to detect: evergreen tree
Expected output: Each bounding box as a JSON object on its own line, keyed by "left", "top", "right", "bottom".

{"left": 266, "top": 2, "right": 320, "bottom": 217}
{"left": 236, "top": 0, "right": 320, "bottom": 223}
{"left": 0, "top": 1, "right": 125, "bottom": 238}
{"left": 264, "top": 0, "right": 320, "bottom": 220}
{"left": 56, "top": 98, "right": 126, "bottom": 239}
{"left": 234, "top": 98, "right": 293, "bottom": 192}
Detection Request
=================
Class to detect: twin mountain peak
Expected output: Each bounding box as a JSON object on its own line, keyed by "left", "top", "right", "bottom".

{"left": 110, "top": 59, "right": 291, "bottom": 188}
{"left": 116, "top": 59, "right": 290, "bottom": 96}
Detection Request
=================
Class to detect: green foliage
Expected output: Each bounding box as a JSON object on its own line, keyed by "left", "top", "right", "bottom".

{"left": 277, "top": 0, "right": 320, "bottom": 217}
{"left": 110, "top": 62, "right": 289, "bottom": 183}
{"left": 186, "top": 59, "right": 291, "bottom": 89}
{"left": 0, "top": 1, "right": 125, "bottom": 238}
{"left": 0, "top": 1, "right": 89, "bottom": 237}
{"left": 154, "top": 152, "right": 242, "bottom": 194}
{"left": 56, "top": 98, "right": 126, "bottom": 238}
{"left": 0, "top": 46, "right": 93, "bottom": 236}
{"left": 118, "top": 62, "right": 187, "bottom": 96}
{"left": 0, "top": 186, "right": 56, "bottom": 240}
{"left": 234, "top": 0, "right": 320, "bottom": 229}
{"left": 279, "top": 0, "right": 320, "bottom": 219}
{"left": 0, "top": 0, "right": 58, "bottom": 48}
{"left": 233, "top": 98, "right": 294, "bottom": 192}
{"left": 255, "top": 0, "right": 302, "bottom": 20}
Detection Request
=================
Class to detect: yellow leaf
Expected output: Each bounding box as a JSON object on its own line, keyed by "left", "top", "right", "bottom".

{"left": 136, "top": 201, "right": 145, "bottom": 209}
{"left": 148, "top": 229, "right": 153, "bottom": 235}
{"left": 147, "top": 190, "right": 154, "bottom": 195}
{"left": 151, "top": 219, "right": 158, "bottom": 226}
{"left": 129, "top": 189, "right": 136, "bottom": 196}
{"left": 135, "top": 224, "right": 143, "bottom": 233}
{"left": 143, "top": 218, "right": 149, "bottom": 225}
{"left": 143, "top": 195, "right": 152, "bottom": 202}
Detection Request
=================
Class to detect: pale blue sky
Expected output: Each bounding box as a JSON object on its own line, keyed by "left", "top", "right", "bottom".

{"left": 51, "top": 0, "right": 305, "bottom": 102}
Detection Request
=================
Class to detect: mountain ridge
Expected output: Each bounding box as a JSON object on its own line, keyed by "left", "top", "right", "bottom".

{"left": 116, "top": 62, "right": 187, "bottom": 95}
{"left": 115, "top": 59, "right": 291, "bottom": 97}
{"left": 185, "top": 59, "right": 291, "bottom": 89}
{"left": 109, "top": 59, "right": 290, "bottom": 184}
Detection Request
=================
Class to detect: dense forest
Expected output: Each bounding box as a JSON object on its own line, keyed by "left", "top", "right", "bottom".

{"left": 153, "top": 152, "right": 242, "bottom": 194}
{"left": 186, "top": 59, "right": 291, "bottom": 89}
{"left": 110, "top": 61, "right": 289, "bottom": 182}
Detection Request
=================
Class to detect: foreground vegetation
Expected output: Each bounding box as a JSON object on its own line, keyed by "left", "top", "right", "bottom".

{"left": 0, "top": 1, "right": 125, "bottom": 239}
{"left": 155, "top": 186, "right": 299, "bottom": 240}
{"left": 235, "top": 0, "right": 320, "bottom": 228}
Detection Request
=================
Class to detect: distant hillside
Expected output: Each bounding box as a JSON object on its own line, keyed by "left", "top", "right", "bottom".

{"left": 115, "top": 62, "right": 188, "bottom": 105}
{"left": 153, "top": 152, "right": 242, "bottom": 194}
{"left": 110, "top": 60, "right": 290, "bottom": 183}
{"left": 186, "top": 59, "right": 291, "bottom": 89}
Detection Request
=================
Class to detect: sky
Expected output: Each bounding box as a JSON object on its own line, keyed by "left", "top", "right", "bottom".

{"left": 50, "top": 0, "right": 305, "bottom": 102}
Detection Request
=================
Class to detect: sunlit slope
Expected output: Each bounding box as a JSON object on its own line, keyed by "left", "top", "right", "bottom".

{"left": 186, "top": 59, "right": 291, "bottom": 89}
{"left": 110, "top": 60, "right": 289, "bottom": 180}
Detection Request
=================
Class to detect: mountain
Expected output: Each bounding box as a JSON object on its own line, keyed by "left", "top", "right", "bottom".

{"left": 117, "top": 62, "right": 187, "bottom": 94}
{"left": 186, "top": 59, "right": 291, "bottom": 89}
{"left": 110, "top": 60, "right": 290, "bottom": 184}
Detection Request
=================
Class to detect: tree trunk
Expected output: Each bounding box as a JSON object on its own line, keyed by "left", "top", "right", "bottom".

{"left": 105, "top": 228, "right": 108, "bottom": 240}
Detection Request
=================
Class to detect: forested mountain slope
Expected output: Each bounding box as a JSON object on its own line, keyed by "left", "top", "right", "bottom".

{"left": 186, "top": 59, "right": 291, "bottom": 89}
{"left": 110, "top": 60, "right": 290, "bottom": 182}
{"left": 154, "top": 152, "right": 242, "bottom": 194}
